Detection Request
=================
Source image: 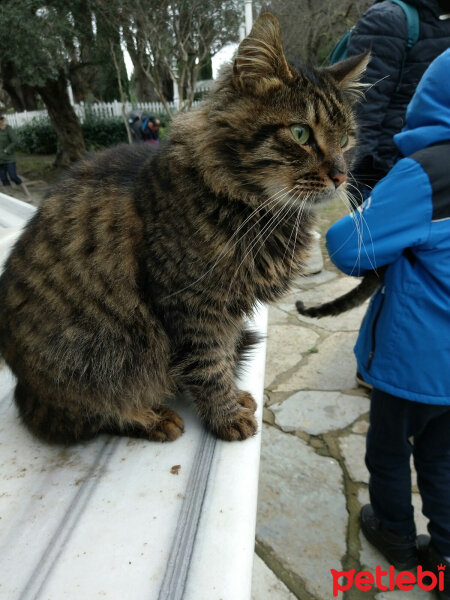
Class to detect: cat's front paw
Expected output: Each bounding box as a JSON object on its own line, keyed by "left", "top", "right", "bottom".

{"left": 211, "top": 392, "right": 258, "bottom": 441}
{"left": 148, "top": 407, "right": 185, "bottom": 442}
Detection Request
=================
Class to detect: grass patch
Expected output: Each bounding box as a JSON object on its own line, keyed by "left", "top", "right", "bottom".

{"left": 15, "top": 152, "right": 59, "bottom": 185}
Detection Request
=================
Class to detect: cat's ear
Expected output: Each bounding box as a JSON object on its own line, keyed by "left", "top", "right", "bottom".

{"left": 233, "top": 13, "right": 293, "bottom": 94}
{"left": 326, "top": 51, "right": 371, "bottom": 101}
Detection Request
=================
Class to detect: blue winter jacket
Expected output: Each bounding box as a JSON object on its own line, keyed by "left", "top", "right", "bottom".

{"left": 326, "top": 49, "right": 450, "bottom": 405}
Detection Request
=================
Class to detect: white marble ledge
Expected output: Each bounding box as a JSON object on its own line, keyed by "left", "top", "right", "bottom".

{"left": 0, "top": 192, "right": 36, "bottom": 269}
{"left": 0, "top": 194, "right": 268, "bottom": 600}
{"left": 0, "top": 191, "right": 36, "bottom": 229}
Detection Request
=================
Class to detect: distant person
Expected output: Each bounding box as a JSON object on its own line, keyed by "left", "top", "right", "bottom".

{"left": 127, "top": 111, "right": 160, "bottom": 145}
{"left": 0, "top": 114, "right": 23, "bottom": 188}
{"left": 141, "top": 116, "right": 160, "bottom": 145}
{"left": 345, "top": 0, "right": 450, "bottom": 202}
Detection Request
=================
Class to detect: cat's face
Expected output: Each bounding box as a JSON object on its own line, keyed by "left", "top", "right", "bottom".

{"left": 205, "top": 13, "right": 369, "bottom": 211}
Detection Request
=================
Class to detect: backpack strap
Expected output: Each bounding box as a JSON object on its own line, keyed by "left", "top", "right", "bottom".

{"left": 388, "top": 0, "right": 420, "bottom": 92}
{"left": 390, "top": 0, "right": 420, "bottom": 48}
{"left": 329, "top": 28, "right": 354, "bottom": 64}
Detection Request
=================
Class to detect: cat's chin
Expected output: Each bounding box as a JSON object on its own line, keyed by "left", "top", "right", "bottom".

{"left": 309, "top": 187, "right": 345, "bottom": 210}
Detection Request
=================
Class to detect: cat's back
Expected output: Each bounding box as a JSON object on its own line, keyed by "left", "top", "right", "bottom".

{"left": 0, "top": 144, "right": 156, "bottom": 368}
{"left": 3, "top": 143, "right": 155, "bottom": 275}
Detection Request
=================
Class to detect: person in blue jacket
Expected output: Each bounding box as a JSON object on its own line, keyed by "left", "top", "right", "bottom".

{"left": 327, "top": 49, "right": 450, "bottom": 596}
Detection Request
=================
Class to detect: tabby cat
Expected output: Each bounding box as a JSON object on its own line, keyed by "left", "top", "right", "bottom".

{"left": 0, "top": 14, "right": 369, "bottom": 444}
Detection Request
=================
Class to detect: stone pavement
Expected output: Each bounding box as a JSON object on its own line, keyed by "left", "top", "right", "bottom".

{"left": 2, "top": 179, "right": 48, "bottom": 207}
{"left": 252, "top": 270, "right": 434, "bottom": 600}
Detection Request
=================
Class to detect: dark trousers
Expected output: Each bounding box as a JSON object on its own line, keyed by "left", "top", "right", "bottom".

{"left": 366, "top": 388, "right": 450, "bottom": 556}
{"left": 0, "top": 162, "right": 22, "bottom": 185}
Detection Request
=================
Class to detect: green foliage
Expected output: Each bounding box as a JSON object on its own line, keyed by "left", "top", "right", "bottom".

{"left": 0, "top": 1, "right": 70, "bottom": 87}
{"left": 16, "top": 117, "right": 57, "bottom": 154}
{"left": 16, "top": 112, "right": 168, "bottom": 154}
{"left": 82, "top": 114, "right": 128, "bottom": 150}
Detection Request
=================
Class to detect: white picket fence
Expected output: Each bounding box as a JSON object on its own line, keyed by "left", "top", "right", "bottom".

{"left": 5, "top": 96, "right": 209, "bottom": 129}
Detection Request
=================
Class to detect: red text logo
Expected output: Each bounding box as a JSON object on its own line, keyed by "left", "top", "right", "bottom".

{"left": 330, "top": 564, "right": 446, "bottom": 596}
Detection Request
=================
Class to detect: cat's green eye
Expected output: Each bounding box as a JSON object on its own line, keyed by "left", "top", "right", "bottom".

{"left": 290, "top": 125, "right": 311, "bottom": 145}
{"left": 340, "top": 133, "right": 349, "bottom": 148}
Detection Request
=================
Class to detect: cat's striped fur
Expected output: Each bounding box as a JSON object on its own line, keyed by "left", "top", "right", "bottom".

{"left": 0, "top": 14, "right": 369, "bottom": 444}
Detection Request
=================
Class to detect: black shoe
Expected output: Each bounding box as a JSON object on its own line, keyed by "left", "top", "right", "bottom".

{"left": 417, "top": 535, "right": 450, "bottom": 600}
{"left": 356, "top": 371, "right": 373, "bottom": 390}
{"left": 360, "top": 504, "right": 418, "bottom": 570}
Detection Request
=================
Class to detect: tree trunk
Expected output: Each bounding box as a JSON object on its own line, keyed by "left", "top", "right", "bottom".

{"left": 1, "top": 61, "right": 38, "bottom": 111}
{"left": 36, "top": 72, "right": 86, "bottom": 168}
{"left": 133, "top": 62, "right": 157, "bottom": 101}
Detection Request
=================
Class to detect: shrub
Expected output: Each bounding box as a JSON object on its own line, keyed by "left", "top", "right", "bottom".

{"left": 82, "top": 115, "right": 128, "bottom": 150}
{"left": 16, "top": 111, "right": 168, "bottom": 155}
{"left": 16, "top": 118, "right": 57, "bottom": 154}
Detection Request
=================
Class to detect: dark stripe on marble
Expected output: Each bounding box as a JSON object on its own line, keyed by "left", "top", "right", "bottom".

{"left": 18, "top": 438, "right": 120, "bottom": 600}
{"left": 157, "top": 429, "right": 216, "bottom": 600}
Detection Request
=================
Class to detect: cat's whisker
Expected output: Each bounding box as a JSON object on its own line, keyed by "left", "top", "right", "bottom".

{"left": 161, "top": 187, "right": 290, "bottom": 300}
{"left": 365, "top": 74, "right": 390, "bottom": 93}
{"left": 337, "top": 187, "right": 366, "bottom": 274}
{"left": 287, "top": 194, "right": 308, "bottom": 279}
{"left": 344, "top": 185, "right": 378, "bottom": 272}
{"left": 282, "top": 190, "right": 309, "bottom": 264}
{"left": 201, "top": 185, "right": 291, "bottom": 271}
{"left": 337, "top": 187, "right": 378, "bottom": 275}
{"left": 224, "top": 188, "right": 298, "bottom": 297}
{"left": 250, "top": 188, "right": 307, "bottom": 275}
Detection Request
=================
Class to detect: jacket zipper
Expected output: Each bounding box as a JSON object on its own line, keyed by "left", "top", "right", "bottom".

{"left": 366, "top": 286, "right": 386, "bottom": 371}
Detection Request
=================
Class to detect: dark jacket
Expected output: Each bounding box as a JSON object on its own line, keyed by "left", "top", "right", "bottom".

{"left": 347, "top": 0, "right": 450, "bottom": 187}
{"left": 326, "top": 50, "right": 450, "bottom": 405}
{"left": 0, "top": 125, "right": 18, "bottom": 164}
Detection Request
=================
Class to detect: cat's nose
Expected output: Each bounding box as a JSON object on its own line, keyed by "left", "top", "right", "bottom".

{"left": 330, "top": 172, "right": 347, "bottom": 188}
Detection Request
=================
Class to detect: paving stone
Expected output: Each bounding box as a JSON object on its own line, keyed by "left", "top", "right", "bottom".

{"left": 296, "top": 275, "right": 362, "bottom": 303}
{"left": 296, "top": 276, "right": 369, "bottom": 332}
{"left": 276, "top": 291, "right": 307, "bottom": 315}
{"left": 375, "top": 589, "right": 434, "bottom": 599}
{"left": 339, "top": 433, "right": 368, "bottom": 483}
{"left": 251, "top": 554, "right": 296, "bottom": 600}
{"left": 352, "top": 419, "right": 369, "bottom": 435}
{"left": 264, "top": 325, "right": 319, "bottom": 389}
{"left": 267, "top": 305, "right": 290, "bottom": 325}
{"left": 256, "top": 425, "right": 347, "bottom": 599}
{"left": 293, "top": 269, "right": 338, "bottom": 290}
{"left": 302, "top": 231, "right": 324, "bottom": 275}
{"left": 274, "top": 331, "right": 358, "bottom": 393}
{"left": 271, "top": 391, "right": 369, "bottom": 435}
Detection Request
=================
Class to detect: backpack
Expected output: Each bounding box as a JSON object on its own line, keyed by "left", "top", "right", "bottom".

{"left": 127, "top": 110, "right": 152, "bottom": 142}
{"left": 329, "top": 0, "right": 420, "bottom": 64}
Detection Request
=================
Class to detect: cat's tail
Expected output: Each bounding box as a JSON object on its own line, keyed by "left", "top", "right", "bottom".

{"left": 295, "top": 269, "right": 385, "bottom": 318}
{"left": 234, "top": 329, "right": 263, "bottom": 377}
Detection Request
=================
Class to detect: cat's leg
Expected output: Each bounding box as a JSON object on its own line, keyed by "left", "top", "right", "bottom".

{"left": 174, "top": 329, "right": 258, "bottom": 441}
{"left": 105, "top": 405, "right": 184, "bottom": 442}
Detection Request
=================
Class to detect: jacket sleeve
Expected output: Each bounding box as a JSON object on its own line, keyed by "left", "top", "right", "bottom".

{"left": 346, "top": 1, "right": 409, "bottom": 157}
{"left": 4, "top": 127, "right": 18, "bottom": 155}
{"left": 326, "top": 158, "right": 432, "bottom": 276}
